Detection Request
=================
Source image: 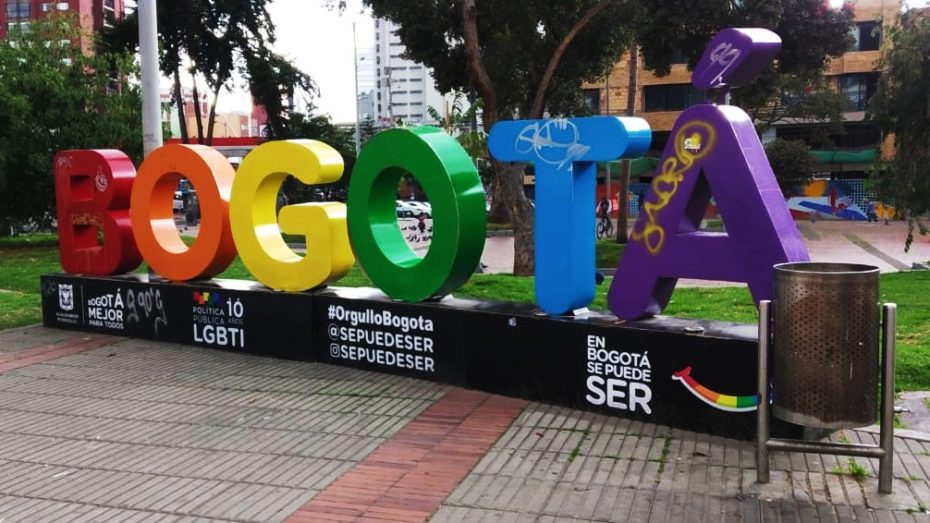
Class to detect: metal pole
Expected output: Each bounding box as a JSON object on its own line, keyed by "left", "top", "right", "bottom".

{"left": 353, "top": 22, "right": 361, "bottom": 155}
{"left": 879, "top": 303, "right": 897, "bottom": 494}
{"left": 138, "top": 0, "right": 163, "bottom": 157}
{"left": 756, "top": 300, "right": 772, "bottom": 483}
{"left": 604, "top": 76, "right": 610, "bottom": 203}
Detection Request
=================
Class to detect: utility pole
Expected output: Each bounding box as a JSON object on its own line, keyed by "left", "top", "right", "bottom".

{"left": 139, "top": 0, "right": 163, "bottom": 157}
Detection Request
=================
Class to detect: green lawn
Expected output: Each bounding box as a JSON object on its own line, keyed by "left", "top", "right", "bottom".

{"left": 2, "top": 234, "right": 928, "bottom": 390}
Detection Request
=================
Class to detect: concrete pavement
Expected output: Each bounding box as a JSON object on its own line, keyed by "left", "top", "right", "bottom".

{"left": 2, "top": 326, "right": 930, "bottom": 522}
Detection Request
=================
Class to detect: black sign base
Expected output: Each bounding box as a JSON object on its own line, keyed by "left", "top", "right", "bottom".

{"left": 41, "top": 274, "right": 799, "bottom": 439}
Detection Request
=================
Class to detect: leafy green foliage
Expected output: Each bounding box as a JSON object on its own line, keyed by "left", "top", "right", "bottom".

{"left": 764, "top": 138, "right": 819, "bottom": 198}
{"left": 868, "top": 12, "right": 930, "bottom": 250}
{"left": 365, "top": 0, "right": 635, "bottom": 118}
{"left": 270, "top": 112, "right": 357, "bottom": 202}
{"left": 0, "top": 14, "right": 142, "bottom": 234}
{"left": 354, "top": 0, "right": 855, "bottom": 274}
{"left": 103, "top": 1, "right": 315, "bottom": 143}
{"left": 638, "top": 0, "right": 853, "bottom": 120}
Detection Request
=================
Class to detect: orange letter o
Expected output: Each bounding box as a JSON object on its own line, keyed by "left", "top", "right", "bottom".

{"left": 130, "top": 144, "right": 236, "bottom": 280}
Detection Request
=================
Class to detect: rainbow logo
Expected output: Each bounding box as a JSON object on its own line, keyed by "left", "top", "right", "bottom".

{"left": 672, "top": 366, "right": 759, "bottom": 412}
{"left": 193, "top": 291, "right": 222, "bottom": 306}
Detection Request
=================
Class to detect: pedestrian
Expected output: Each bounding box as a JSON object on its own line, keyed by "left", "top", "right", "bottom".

{"left": 417, "top": 212, "right": 427, "bottom": 235}
{"left": 866, "top": 200, "right": 878, "bottom": 223}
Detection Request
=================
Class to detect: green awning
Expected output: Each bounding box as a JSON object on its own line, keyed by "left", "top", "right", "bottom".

{"left": 606, "top": 157, "right": 660, "bottom": 177}
{"left": 809, "top": 149, "right": 877, "bottom": 164}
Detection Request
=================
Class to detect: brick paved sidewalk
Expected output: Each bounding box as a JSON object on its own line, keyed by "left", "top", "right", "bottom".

{"left": 2, "top": 326, "right": 930, "bottom": 522}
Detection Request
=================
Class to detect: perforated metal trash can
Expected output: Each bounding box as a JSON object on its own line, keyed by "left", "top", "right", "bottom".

{"left": 771, "top": 262, "right": 880, "bottom": 429}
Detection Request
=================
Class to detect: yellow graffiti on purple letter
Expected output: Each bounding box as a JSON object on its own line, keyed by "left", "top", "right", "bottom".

{"left": 632, "top": 121, "right": 716, "bottom": 255}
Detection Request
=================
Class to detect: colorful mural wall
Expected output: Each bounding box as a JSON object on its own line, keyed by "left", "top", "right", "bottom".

{"left": 599, "top": 178, "right": 894, "bottom": 222}
{"left": 786, "top": 179, "right": 894, "bottom": 221}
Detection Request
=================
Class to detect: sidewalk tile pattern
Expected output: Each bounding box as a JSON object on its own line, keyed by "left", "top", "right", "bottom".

{"left": 436, "top": 403, "right": 930, "bottom": 521}
{"left": 0, "top": 329, "right": 448, "bottom": 522}
{"left": 4, "top": 327, "right": 930, "bottom": 521}
{"left": 286, "top": 389, "right": 526, "bottom": 522}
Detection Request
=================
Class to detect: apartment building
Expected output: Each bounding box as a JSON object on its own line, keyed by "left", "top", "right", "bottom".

{"left": 372, "top": 17, "right": 447, "bottom": 126}
{"left": 1, "top": 0, "right": 123, "bottom": 44}
{"left": 583, "top": 0, "right": 900, "bottom": 219}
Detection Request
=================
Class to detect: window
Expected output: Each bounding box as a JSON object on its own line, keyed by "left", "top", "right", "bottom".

{"left": 669, "top": 48, "right": 688, "bottom": 65}
{"left": 838, "top": 73, "right": 878, "bottom": 111}
{"left": 7, "top": 1, "right": 31, "bottom": 19}
{"left": 582, "top": 89, "right": 601, "bottom": 114}
{"left": 851, "top": 21, "right": 881, "bottom": 51}
{"left": 643, "top": 84, "right": 704, "bottom": 112}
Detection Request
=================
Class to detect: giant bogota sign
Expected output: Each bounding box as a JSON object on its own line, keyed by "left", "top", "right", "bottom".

{"left": 43, "top": 29, "right": 808, "bottom": 436}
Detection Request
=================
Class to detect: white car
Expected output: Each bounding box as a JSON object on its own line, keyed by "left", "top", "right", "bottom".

{"left": 396, "top": 200, "right": 418, "bottom": 218}
{"left": 406, "top": 201, "right": 432, "bottom": 217}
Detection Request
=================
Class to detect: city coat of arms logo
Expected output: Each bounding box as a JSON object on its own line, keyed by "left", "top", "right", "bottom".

{"left": 58, "top": 283, "right": 74, "bottom": 311}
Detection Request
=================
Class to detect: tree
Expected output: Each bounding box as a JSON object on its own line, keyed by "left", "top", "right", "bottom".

{"left": 616, "top": 42, "right": 638, "bottom": 244}
{"left": 764, "top": 139, "right": 818, "bottom": 198}
{"left": 268, "top": 111, "right": 356, "bottom": 203}
{"left": 427, "top": 93, "right": 488, "bottom": 168}
{"left": 868, "top": 10, "right": 930, "bottom": 251}
{"left": 0, "top": 13, "right": 142, "bottom": 234}
{"left": 103, "top": 1, "right": 315, "bottom": 145}
{"left": 636, "top": 0, "right": 854, "bottom": 118}
{"left": 359, "top": 115, "right": 378, "bottom": 145}
{"left": 351, "top": 0, "right": 854, "bottom": 275}
{"left": 361, "top": 0, "right": 638, "bottom": 275}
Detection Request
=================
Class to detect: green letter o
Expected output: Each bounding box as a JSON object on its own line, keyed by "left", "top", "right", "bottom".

{"left": 347, "top": 127, "right": 486, "bottom": 301}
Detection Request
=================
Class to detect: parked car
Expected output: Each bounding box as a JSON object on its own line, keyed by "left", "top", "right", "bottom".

{"left": 407, "top": 201, "right": 432, "bottom": 217}
{"left": 396, "top": 200, "right": 417, "bottom": 218}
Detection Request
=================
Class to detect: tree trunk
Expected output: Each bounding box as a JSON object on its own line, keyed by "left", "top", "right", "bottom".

{"left": 462, "top": 0, "right": 534, "bottom": 275}
{"left": 190, "top": 73, "right": 204, "bottom": 144}
{"left": 496, "top": 161, "right": 535, "bottom": 276}
{"left": 616, "top": 43, "right": 638, "bottom": 244}
{"left": 205, "top": 83, "right": 222, "bottom": 146}
{"left": 173, "top": 68, "right": 189, "bottom": 144}
{"left": 487, "top": 181, "right": 510, "bottom": 223}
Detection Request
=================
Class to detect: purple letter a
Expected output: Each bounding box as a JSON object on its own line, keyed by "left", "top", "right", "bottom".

{"left": 609, "top": 28, "right": 809, "bottom": 321}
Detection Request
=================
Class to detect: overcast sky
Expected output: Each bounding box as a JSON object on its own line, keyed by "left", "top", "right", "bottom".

{"left": 203, "top": 0, "right": 373, "bottom": 123}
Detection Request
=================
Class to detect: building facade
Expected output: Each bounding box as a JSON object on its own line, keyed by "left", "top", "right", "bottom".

{"left": 583, "top": 0, "right": 900, "bottom": 220}
{"left": 372, "top": 18, "right": 447, "bottom": 126}
{"left": 1, "top": 0, "right": 123, "bottom": 43}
